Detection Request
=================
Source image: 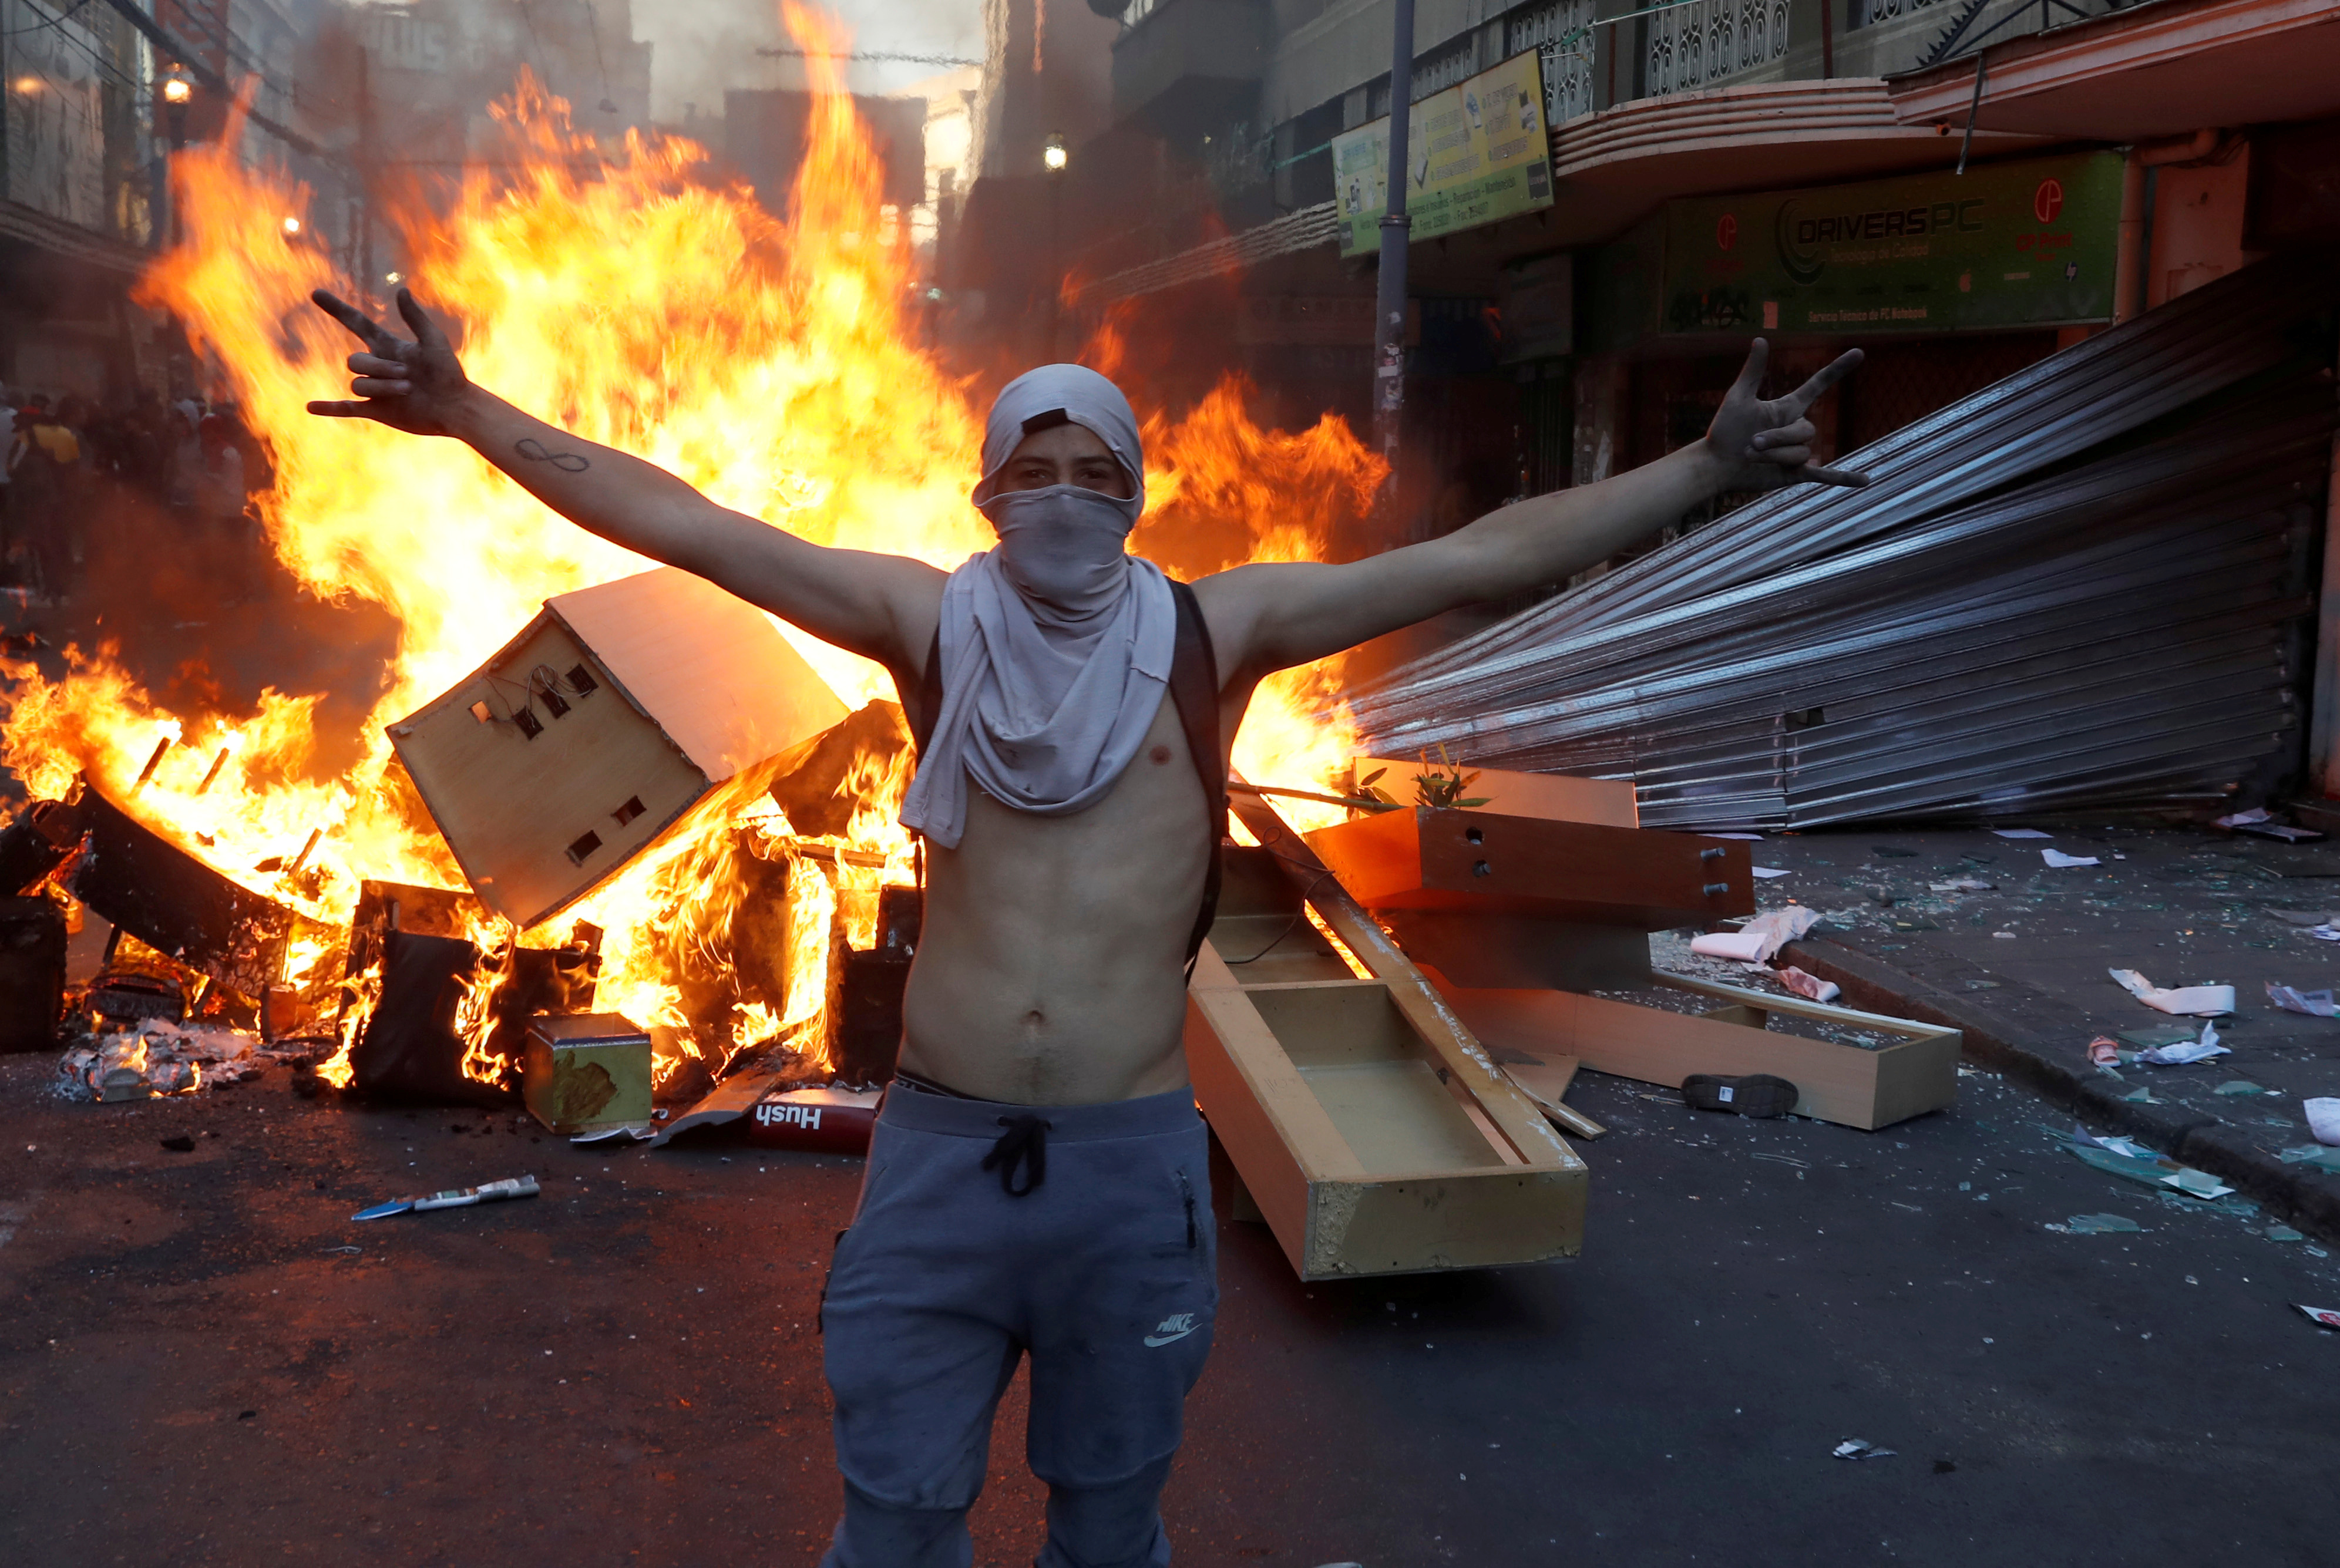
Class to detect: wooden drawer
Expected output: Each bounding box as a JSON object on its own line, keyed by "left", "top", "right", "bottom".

{"left": 1305, "top": 806, "right": 1756, "bottom": 928}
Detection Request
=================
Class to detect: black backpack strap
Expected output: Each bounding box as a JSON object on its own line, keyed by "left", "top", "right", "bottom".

{"left": 906, "top": 627, "right": 943, "bottom": 758}
{"left": 1164, "top": 578, "right": 1225, "bottom": 976}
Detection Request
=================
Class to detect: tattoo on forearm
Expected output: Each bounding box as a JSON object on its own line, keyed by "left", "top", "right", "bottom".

{"left": 515, "top": 437, "right": 590, "bottom": 473}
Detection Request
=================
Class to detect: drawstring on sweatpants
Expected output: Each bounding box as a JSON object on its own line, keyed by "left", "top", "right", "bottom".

{"left": 982, "top": 1113, "right": 1053, "bottom": 1197}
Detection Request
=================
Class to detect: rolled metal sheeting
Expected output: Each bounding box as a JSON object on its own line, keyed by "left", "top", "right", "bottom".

{"left": 1350, "top": 254, "right": 2338, "bottom": 829}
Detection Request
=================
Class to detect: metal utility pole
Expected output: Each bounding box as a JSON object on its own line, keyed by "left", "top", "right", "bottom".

{"left": 357, "top": 43, "right": 376, "bottom": 306}
{"left": 1370, "top": 0, "right": 1416, "bottom": 521}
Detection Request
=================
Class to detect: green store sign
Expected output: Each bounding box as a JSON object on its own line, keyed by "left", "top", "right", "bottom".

{"left": 1659, "top": 152, "right": 2126, "bottom": 337}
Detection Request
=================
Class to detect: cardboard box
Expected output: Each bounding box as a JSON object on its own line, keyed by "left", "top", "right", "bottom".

{"left": 523, "top": 1012, "right": 653, "bottom": 1133}
{"left": 387, "top": 568, "right": 848, "bottom": 928}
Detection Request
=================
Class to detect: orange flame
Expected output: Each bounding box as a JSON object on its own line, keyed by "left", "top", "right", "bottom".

{"left": 2, "top": 9, "right": 1380, "bottom": 1082}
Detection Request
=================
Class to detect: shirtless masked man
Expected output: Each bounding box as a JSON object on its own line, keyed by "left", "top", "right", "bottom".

{"left": 308, "top": 287, "right": 1862, "bottom": 1568}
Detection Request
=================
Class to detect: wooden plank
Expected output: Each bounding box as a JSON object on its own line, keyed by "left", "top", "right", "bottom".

{"left": 1351, "top": 758, "right": 1637, "bottom": 827}
{"left": 1492, "top": 1052, "right": 1607, "bottom": 1140}
{"left": 1422, "top": 971, "right": 1960, "bottom": 1131}
{"left": 1305, "top": 807, "right": 1757, "bottom": 927}
{"left": 1227, "top": 783, "right": 1579, "bottom": 1172}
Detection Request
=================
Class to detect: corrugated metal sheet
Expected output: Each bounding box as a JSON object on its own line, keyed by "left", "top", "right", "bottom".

{"left": 1348, "top": 253, "right": 2339, "bottom": 829}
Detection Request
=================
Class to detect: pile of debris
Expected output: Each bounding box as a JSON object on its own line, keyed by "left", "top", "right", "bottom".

{"left": 5, "top": 568, "right": 919, "bottom": 1129}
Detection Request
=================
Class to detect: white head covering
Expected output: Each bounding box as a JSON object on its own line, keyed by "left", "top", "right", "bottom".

{"left": 898, "top": 365, "right": 1176, "bottom": 848}
{"left": 970, "top": 364, "right": 1147, "bottom": 516}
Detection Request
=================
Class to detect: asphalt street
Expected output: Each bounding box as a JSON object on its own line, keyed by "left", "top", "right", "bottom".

{"left": 4, "top": 1041, "right": 2336, "bottom": 1567}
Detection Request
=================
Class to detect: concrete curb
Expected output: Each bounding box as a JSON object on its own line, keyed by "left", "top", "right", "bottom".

{"left": 1779, "top": 934, "right": 2340, "bottom": 1248}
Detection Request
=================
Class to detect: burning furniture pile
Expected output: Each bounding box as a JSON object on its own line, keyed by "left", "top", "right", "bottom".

{"left": 9, "top": 568, "right": 927, "bottom": 1132}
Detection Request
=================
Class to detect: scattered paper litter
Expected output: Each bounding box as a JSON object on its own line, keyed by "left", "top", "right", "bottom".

{"left": 1992, "top": 828, "right": 2053, "bottom": 839}
{"left": 1690, "top": 929, "right": 1770, "bottom": 962}
{"left": 1832, "top": 1439, "right": 1895, "bottom": 1461}
{"left": 2296, "top": 1304, "right": 2340, "bottom": 1330}
{"left": 2041, "top": 848, "right": 2101, "bottom": 868}
{"left": 2073, "top": 1128, "right": 2159, "bottom": 1160}
{"left": 2312, "top": 926, "right": 2340, "bottom": 943}
{"left": 1692, "top": 906, "right": 1821, "bottom": 964}
{"left": 2242, "top": 823, "right": 2324, "bottom": 842}
{"left": 2109, "top": 968, "right": 2235, "bottom": 1017}
{"left": 2167, "top": 1166, "right": 2234, "bottom": 1199}
{"left": 2139, "top": 1021, "right": 2230, "bottom": 1066}
{"left": 1929, "top": 877, "right": 1995, "bottom": 892}
{"left": 2268, "top": 983, "right": 2338, "bottom": 1018}
{"left": 2217, "top": 807, "right": 2272, "bottom": 828}
{"left": 2307, "top": 1098, "right": 2340, "bottom": 1148}
{"left": 1774, "top": 966, "right": 1841, "bottom": 1005}
{"left": 1751, "top": 866, "right": 1794, "bottom": 879}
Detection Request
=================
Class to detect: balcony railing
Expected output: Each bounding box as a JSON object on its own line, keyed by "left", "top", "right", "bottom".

{"left": 1860, "top": 0, "right": 2146, "bottom": 68}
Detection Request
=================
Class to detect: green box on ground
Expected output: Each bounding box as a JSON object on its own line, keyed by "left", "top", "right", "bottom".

{"left": 523, "top": 1012, "right": 653, "bottom": 1134}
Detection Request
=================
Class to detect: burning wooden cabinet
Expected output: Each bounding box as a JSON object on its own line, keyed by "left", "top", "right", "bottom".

{"left": 387, "top": 568, "right": 848, "bottom": 928}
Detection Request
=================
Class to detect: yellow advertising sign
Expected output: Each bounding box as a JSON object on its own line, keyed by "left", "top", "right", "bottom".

{"left": 1332, "top": 52, "right": 1555, "bottom": 258}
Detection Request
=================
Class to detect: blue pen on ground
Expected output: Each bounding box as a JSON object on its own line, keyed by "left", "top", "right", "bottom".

{"left": 352, "top": 1174, "right": 540, "bottom": 1222}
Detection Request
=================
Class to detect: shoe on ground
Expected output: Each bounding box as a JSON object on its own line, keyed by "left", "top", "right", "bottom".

{"left": 1681, "top": 1073, "right": 1798, "bottom": 1118}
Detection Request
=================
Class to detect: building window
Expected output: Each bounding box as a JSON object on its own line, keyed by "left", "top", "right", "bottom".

{"left": 1507, "top": 0, "right": 1600, "bottom": 127}
{"left": 1646, "top": 0, "right": 1791, "bottom": 96}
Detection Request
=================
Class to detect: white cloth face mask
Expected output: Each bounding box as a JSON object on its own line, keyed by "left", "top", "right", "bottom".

{"left": 980, "top": 483, "right": 1141, "bottom": 620}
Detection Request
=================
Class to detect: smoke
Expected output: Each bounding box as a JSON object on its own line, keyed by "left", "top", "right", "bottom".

{"left": 633, "top": 0, "right": 983, "bottom": 122}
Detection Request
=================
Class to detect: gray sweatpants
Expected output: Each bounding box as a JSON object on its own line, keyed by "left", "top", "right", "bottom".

{"left": 819, "top": 1081, "right": 1218, "bottom": 1568}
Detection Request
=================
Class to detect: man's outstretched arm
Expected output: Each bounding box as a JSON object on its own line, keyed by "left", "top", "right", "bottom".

{"left": 1202, "top": 341, "right": 1864, "bottom": 681}
{"left": 305, "top": 287, "right": 940, "bottom": 668}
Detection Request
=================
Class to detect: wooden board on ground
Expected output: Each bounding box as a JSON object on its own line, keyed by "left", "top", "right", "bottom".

{"left": 1185, "top": 839, "right": 1588, "bottom": 1281}
{"left": 1424, "top": 968, "right": 1961, "bottom": 1132}
{"left": 1350, "top": 758, "right": 1637, "bottom": 827}
{"left": 389, "top": 568, "right": 847, "bottom": 928}
{"left": 1492, "top": 1051, "right": 1588, "bottom": 1128}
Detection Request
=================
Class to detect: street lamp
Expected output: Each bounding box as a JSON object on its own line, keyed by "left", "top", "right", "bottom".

{"left": 161, "top": 68, "right": 191, "bottom": 156}
{"left": 1042, "top": 134, "right": 1067, "bottom": 358}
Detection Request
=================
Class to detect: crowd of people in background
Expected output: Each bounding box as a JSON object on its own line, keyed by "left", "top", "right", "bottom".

{"left": 0, "top": 387, "right": 270, "bottom": 608}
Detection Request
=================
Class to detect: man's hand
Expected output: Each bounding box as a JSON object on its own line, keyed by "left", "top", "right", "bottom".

{"left": 305, "top": 287, "right": 473, "bottom": 438}
{"left": 1704, "top": 339, "right": 1867, "bottom": 490}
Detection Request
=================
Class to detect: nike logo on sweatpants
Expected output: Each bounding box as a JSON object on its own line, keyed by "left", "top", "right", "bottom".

{"left": 1144, "top": 1313, "right": 1198, "bottom": 1347}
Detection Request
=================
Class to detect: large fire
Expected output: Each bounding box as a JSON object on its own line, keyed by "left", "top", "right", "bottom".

{"left": 0, "top": 8, "right": 1380, "bottom": 1095}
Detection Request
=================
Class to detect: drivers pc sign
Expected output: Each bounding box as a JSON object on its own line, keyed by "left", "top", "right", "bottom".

{"left": 1660, "top": 151, "right": 2125, "bottom": 337}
